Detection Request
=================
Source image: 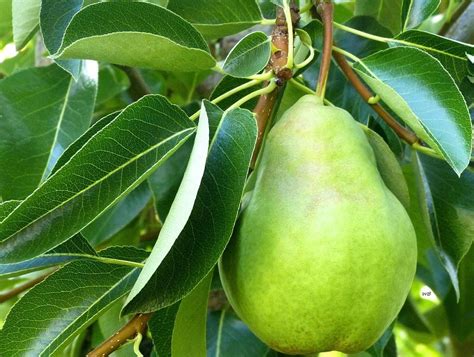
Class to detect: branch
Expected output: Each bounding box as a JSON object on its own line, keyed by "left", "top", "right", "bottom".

{"left": 315, "top": 0, "right": 334, "bottom": 99}
{"left": 114, "top": 65, "right": 151, "bottom": 101}
{"left": 0, "top": 271, "right": 53, "bottom": 304}
{"left": 332, "top": 51, "right": 419, "bottom": 145}
{"left": 439, "top": 0, "right": 472, "bottom": 37}
{"left": 87, "top": 313, "right": 152, "bottom": 357}
{"left": 250, "top": 2, "right": 300, "bottom": 167}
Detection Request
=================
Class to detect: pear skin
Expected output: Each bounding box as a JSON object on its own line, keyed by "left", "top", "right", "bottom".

{"left": 219, "top": 95, "right": 417, "bottom": 354}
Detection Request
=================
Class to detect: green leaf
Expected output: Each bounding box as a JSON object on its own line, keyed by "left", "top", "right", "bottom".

{"left": 122, "top": 106, "right": 257, "bottom": 315}
{"left": 207, "top": 308, "right": 276, "bottom": 356}
{"left": 12, "top": 0, "right": 40, "bottom": 50}
{"left": 0, "top": 246, "right": 147, "bottom": 357}
{"left": 53, "top": 2, "right": 216, "bottom": 72}
{"left": 355, "top": 0, "right": 402, "bottom": 35}
{"left": 149, "top": 271, "right": 212, "bottom": 357}
{"left": 125, "top": 100, "right": 209, "bottom": 310}
{"left": 96, "top": 65, "right": 130, "bottom": 105}
{"left": 0, "top": 0, "right": 13, "bottom": 46}
{"left": 0, "top": 62, "right": 98, "bottom": 200}
{"left": 366, "top": 323, "right": 395, "bottom": 357}
{"left": 0, "top": 95, "right": 195, "bottom": 263}
{"left": 393, "top": 30, "right": 474, "bottom": 85}
{"left": 403, "top": 0, "right": 440, "bottom": 30}
{"left": 421, "top": 156, "right": 474, "bottom": 290}
{"left": 354, "top": 47, "right": 472, "bottom": 175}
{"left": 0, "top": 200, "right": 21, "bottom": 222}
{"left": 0, "top": 234, "right": 96, "bottom": 279}
{"left": 40, "top": 0, "right": 84, "bottom": 78}
{"left": 167, "top": 0, "right": 262, "bottom": 39}
{"left": 222, "top": 31, "right": 271, "bottom": 78}
{"left": 364, "top": 127, "right": 410, "bottom": 209}
{"left": 443, "top": 245, "right": 474, "bottom": 355}
{"left": 0, "top": 42, "right": 35, "bottom": 76}
{"left": 81, "top": 182, "right": 152, "bottom": 247}
{"left": 210, "top": 76, "right": 259, "bottom": 111}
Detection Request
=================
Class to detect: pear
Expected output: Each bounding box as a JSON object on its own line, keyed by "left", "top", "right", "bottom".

{"left": 219, "top": 95, "right": 417, "bottom": 354}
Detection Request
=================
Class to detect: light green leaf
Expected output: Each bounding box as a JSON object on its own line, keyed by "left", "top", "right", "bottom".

{"left": 0, "top": 0, "right": 13, "bottom": 46}
{"left": 123, "top": 106, "right": 257, "bottom": 315}
{"left": 354, "top": 47, "right": 472, "bottom": 175}
{"left": 0, "top": 62, "right": 98, "bottom": 200}
{"left": 167, "top": 0, "right": 262, "bottom": 39}
{"left": 0, "top": 247, "right": 147, "bottom": 357}
{"left": 403, "top": 0, "right": 440, "bottom": 30}
{"left": 149, "top": 271, "right": 212, "bottom": 357}
{"left": 355, "top": 0, "right": 402, "bottom": 35}
{"left": 223, "top": 31, "right": 271, "bottom": 78}
{"left": 12, "top": 0, "right": 40, "bottom": 50}
{"left": 40, "top": 0, "right": 84, "bottom": 79}
{"left": 0, "top": 95, "right": 195, "bottom": 263}
{"left": 53, "top": 2, "right": 216, "bottom": 72}
{"left": 125, "top": 100, "right": 210, "bottom": 310}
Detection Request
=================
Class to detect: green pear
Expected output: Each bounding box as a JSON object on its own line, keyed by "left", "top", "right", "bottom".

{"left": 219, "top": 95, "right": 417, "bottom": 355}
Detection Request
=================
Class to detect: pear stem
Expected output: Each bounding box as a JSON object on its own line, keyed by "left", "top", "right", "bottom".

{"left": 315, "top": 0, "right": 334, "bottom": 100}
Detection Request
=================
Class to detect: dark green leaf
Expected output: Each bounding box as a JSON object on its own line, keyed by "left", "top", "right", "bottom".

{"left": 0, "top": 234, "right": 96, "bottom": 279}
{"left": 223, "top": 31, "right": 271, "bottom": 78}
{"left": 125, "top": 101, "right": 210, "bottom": 306}
{"left": 40, "top": 0, "right": 84, "bottom": 78}
{"left": 207, "top": 308, "right": 276, "bottom": 356}
{"left": 167, "top": 0, "right": 262, "bottom": 39}
{"left": 12, "top": 0, "right": 40, "bottom": 50}
{"left": 149, "top": 271, "right": 212, "bottom": 357}
{"left": 123, "top": 107, "right": 257, "bottom": 314}
{"left": 0, "top": 95, "right": 195, "bottom": 263}
{"left": 366, "top": 323, "right": 395, "bottom": 357}
{"left": 53, "top": 2, "right": 216, "bottom": 72}
{"left": 96, "top": 65, "right": 130, "bottom": 105}
{"left": 0, "top": 200, "right": 20, "bottom": 222}
{"left": 421, "top": 156, "right": 474, "bottom": 289}
{"left": 393, "top": 30, "right": 474, "bottom": 85}
{"left": 81, "top": 182, "right": 152, "bottom": 246}
{"left": 0, "top": 62, "right": 98, "bottom": 200}
{"left": 0, "top": 246, "right": 147, "bottom": 357}
{"left": 355, "top": 0, "right": 403, "bottom": 35}
{"left": 403, "top": 0, "right": 440, "bottom": 30}
{"left": 354, "top": 47, "right": 472, "bottom": 175}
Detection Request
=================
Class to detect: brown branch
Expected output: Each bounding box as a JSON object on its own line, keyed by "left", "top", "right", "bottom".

{"left": 332, "top": 51, "right": 419, "bottom": 145}
{"left": 315, "top": 0, "right": 334, "bottom": 98}
{"left": 250, "top": 2, "right": 300, "bottom": 168}
{"left": 439, "top": 0, "right": 472, "bottom": 36}
{"left": 114, "top": 65, "right": 151, "bottom": 101}
{"left": 0, "top": 271, "right": 53, "bottom": 304}
{"left": 87, "top": 313, "right": 152, "bottom": 357}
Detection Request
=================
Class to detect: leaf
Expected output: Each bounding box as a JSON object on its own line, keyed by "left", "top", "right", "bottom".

{"left": 364, "top": 127, "right": 410, "bottom": 209}
{"left": 0, "top": 200, "right": 21, "bottom": 222}
{"left": 0, "top": 62, "right": 98, "bottom": 200}
{"left": 393, "top": 30, "right": 474, "bottom": 85}
{"left": 81, "top": 182, "right": 152, "bottom": 246}
{"left": 150, "top": 101, "right": 224, "bottom": 221}
{"left": 354, "top": 47, "right": 472, "bottom": 175}
{"left": 222, "top": 31, "right": 271, "bottom": 78}
{"left": 40, "top": 0, "right": 84, "bottom": 78}
{"left": 366, "top": 323, "right": 395, "bottom": 357}
{"left": 96, "top": 65, "right": 130, "bottom": 105}
{"left": 125, "top": 101, "right": 209, "bottom": 310}
{"left": 0, "top": 234, "right": 96, "bottom": 279}
{"left": 355, "top": 0, "right": 403, "bottom": 35}
{"left": 0, "top": 95, "right": 195, "bottom": 263}
{"left": 0, "top": 246, "right": 147, "bottom": 357}
{"left": 210, "top": 76, "right": 259, "bottom": 111}
{"left": 0, "top": 0, "right": 12, "bottom": 46}
{"left": 149, "top": 271, "right": 212, "bottom": 357}
{"left": 122, "top": 106, "right": 257, "bottom": 315}
{"left": 53, "top": 2, "right": 216, "bottom": 72}
{"left": 167, "top": 0, "right": 263, "bottom": 39}
{"left": 12, "top": 0, "right": 40, "bottom": 50}
{"left": 207, "top": 308, "right": 276, "bottom": 356}
{"left": 420, "top": 156, "right": 474, "bottom": 289}
{"left": 403, "top": 0, "right": 440, "bottom": 30}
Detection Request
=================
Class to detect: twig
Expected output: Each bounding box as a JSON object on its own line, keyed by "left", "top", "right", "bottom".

{"left": 314, "top": 0, "right": 334, "bottom": 99}
{"left": 0, "top": 271, "right": 53, "bottom": 304}
{"left": 87, "top": 313, "right": 152, "bottom": 357}
{"left": 250, "top": 2, "right": 300, "bottom": 168}
{"left": 332, "top": 51, "right": 419, "bottom": 145}
{"left": 439, "top": 0, "right": 472, "bottom": 36}
{"left": 114, "top": 65, "right": 151, "bottom": 101}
